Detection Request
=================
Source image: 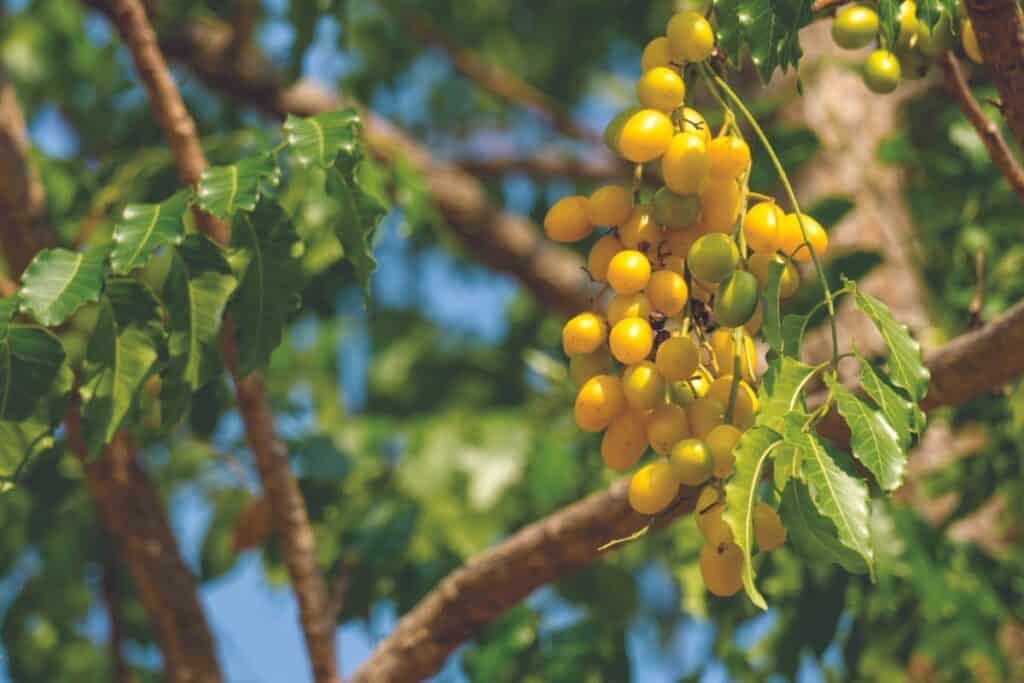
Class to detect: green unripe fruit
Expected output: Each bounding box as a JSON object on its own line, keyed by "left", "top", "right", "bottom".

{"left": 604, "top": 107, "right": 642, "bottom": 154}
{"left": 687, "top": 233, "right": 740, "bottom": 284}
{"left": 832, "top": 5, "right": 879, "bottom": 49}
{"left": 669, "top": 438, "right": 713, "bottom": 486}
{"left": 714, "top": 270, "right": 760, "bottom": 328}
{"left": 652, "top": 188, "right": 701, "bottom": 231}
{"left": 863, "top": 50, "right": 901, "bottom": 94}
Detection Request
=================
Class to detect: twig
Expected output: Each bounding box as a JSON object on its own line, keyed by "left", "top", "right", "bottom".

{"left": 939, "top": 52, "right": 1024, "bottom": 203}
{"left": 969, "top": 247, "right": 986, "bottom": 330}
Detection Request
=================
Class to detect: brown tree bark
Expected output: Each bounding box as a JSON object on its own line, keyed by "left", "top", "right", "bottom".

{"left": 964, "top": 0, "right": 1024, "bottom": 149}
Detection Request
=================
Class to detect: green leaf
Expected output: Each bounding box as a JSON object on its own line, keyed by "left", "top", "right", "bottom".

{"left": 859, "top": 353, "right": 925, "bottom": 446}
{"left": 110, "top": 191, "right": 188, "bottom": 274}
{"left": 783, "top": 418, "right": 874, "bottom": 574}
{"left": 877, "top": 0, "right": 900, "bottom": 47}
{"left": 284, "top": 109, "right": 361, "bottom": 168}
{"left": 162, "top": 235, "right": 237, "bottom": 426}
{"left": 0, "top": 365, "right": 69, "bottom": 482}
{"left": 848, "top": 279, "right": 930, "bottom": 401}
{"left": 781, "top": 313, "right": 808, "bottom": 358}
{"left": 0, "top": 319, "right": 65, "bottom": 422}
{"left": 230, "top": 200, "right": 303, "bottom": 373}
{"left": 196, "top": 153, "right": 281, "bottom": 219}
{"left": 19, "top": 246, "right": 107, "bottom": 326}
{"left": 756, "top": 356, "right": 819, "bottom": 432}
{"left": 713, "top": 0, "right": 747, "bottom": 65}
{"left": 723, "top": 426, "right": 783, "bottom": 610}
{"left": 780, "top": 482, "right": 868, "bottom": 574}
{"left": 81, "top": 279, "right": 164, "bottom": 454}
{"left": 745, "top": 0, "right": 814, "bottom": 82}
{"left": 806, "top": 194, "right": 854, "bottom": 228}
{"left": 826, "top": 375, "right": 905, "bottom": 492}
{"left": 327, "top": 159, "right": 388, "bottom": 294}
{"left": 761, "top": 256, "right": 785, "bottom": 354}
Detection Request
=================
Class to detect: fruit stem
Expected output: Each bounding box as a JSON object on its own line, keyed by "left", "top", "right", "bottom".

{"left": 702, "top": 65, "right": 840, "bottom": 368}
{"left": 724, "top": 327, "right": 743, "bottom": 424}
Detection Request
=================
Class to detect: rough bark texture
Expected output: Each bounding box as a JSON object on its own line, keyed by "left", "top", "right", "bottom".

{"left": 90, "top": 2, "right": 339, "bottom": 681}
{"left": 965, "top": 0, "right": 1024, "bottom": 149}
{"left": 159, "top": 18, "right": 594, "bottom": 317}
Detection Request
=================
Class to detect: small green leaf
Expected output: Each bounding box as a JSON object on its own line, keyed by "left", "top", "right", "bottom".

{"left": 284, "top": 109, "right": 361, "bottom": 168}
{"left": 230, "top": 200, "right": 303, "bottom": 373}
{"left": 781, "top": 313, "right": 808, "bottom": 358}
{"left": 826, "top": 375, "right": 905, "bottom": 492}
{"left": 713, "top": 0, "right": 746, "bottom": 65}
{"left": 806, "top": 194, "right": 854, "bottom": 228}
{"left": 0, "top": 312, "right": 65, "bottom": 421}
{"left": 756, "top": 356, "right": 819, "bottom": 432}
{"left": 848, "top": 279, "right": 930, "bottom": 401}
{"left": 162, "top": 235, "right": 237, "bottom": 426}
{"left": 859, "top": 352, "right": 924, "bottom": 448}
{"left": 877, "top": 0, "right": 900, "bottom": 46}
{"left": 780, "top": 481, "right": 868, "bottom": 574}
{"left": 110, "top": 191, "right": 188, "bottom": 274}
{"left": 723, "top": 426, "right": 783, "bottom": 610}
{"left": 196, "top": 153, "right": 281, "bottom": 219}
{"left": 327, "top": 159, "right": 387, "bottom": 294}
{"left": 761, "top": 256, "right": 785, "bottom": 354}
{"left": 745, "top": 0, "right": 814, "bottom": 82}
{"left": 19, "top": 246, "right": 107, "bottom": 326}
{"left": 81, "top": 279, "right": 164, "bottom": 454}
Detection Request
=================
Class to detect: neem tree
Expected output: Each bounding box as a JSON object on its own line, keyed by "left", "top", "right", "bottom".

{"left": 2, "top": 0, "right": 1024, "bottom": 681}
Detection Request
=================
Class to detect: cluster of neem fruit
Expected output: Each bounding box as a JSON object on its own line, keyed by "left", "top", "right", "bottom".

{"left": 831, "top": 1, "right": 983, "bottom": 93}
{"left": 542, "top": 11, "right": 824, "bottom": 597}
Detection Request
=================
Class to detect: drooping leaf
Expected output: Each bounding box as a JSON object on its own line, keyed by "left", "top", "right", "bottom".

{"left": 0, "top": 315, "right": 65, "bottom": 421}
{"left": 744, "top": 0, "right": 814, "bottom": 82}
{"left": 859, "top": 353, "right": 925, "bottom": 446}
{"left": 196, "top": 154, "right": 281, "bottom": 219}
{"left": 0, "top": 365, "right": 69, "bottom": 483}
{"left": 723, "top": 426, "right": 783, "bottom": 609}
{"left": 19, "top": 246, "right": 107, "bottom": 326}
{"left": 780, "top": 481, "right": 868, "bottom": 573}
{"left": 327, "top": 158, "right": 388, "bottom": 294}
{"left": 80, "top": 279, "right": 164, "bottom": 454}
{"left": 284, "top": 109, "right": 361, "bottom": 168}
{"left": 848, "top": 279, "right": 930, "bottom": 401}
{"left": 161, "top": 235, "right": 238, "bottom": 426}
{"left": 826, "top": 375, "right": 906, "bottom": 492}
{"left": 756, "top": 356, "right": 819, "bottom": 432}
{"left": 877, "top": 0, "right": 900, "bottom": 46}
{"left": 762, "top": 256, "right": 785, "bottom": 354}
{"left": 783, "top": 417, "right": 874, "bottom": 574}
{"left": 110, "top": 191, "right": 188, "bottom": 274}
{"left": 713, "top": 0, "right": 748, "bottom": 65}
{"left": 781, "top": 313, "right": 808, "bottom": 358}
{"left": 229, "top": 200, "right": 303, "bottom": 373}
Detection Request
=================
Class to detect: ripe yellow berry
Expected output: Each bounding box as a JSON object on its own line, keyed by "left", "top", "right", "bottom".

{"left": 666, "top": 11, "right": 715, "bottom": 63}
{"left": 607, "top": 292, "right": 652, "bottom": 325}
{"left": 607, "top": 250, "right": 652, "bottom": 295}
{"left": 697, "top": 499, "right": 734, "bottom": 546}
{"left": 705, "top": 424, "right": 743, "bottom": 478}
{"left": 562, "top": 312, "right": 608, "bottom": 355}
{"left": 708, "top": 376, "right": 758, "bottom": 427}
{"left": 700, "top": 176, "right": 743, "bottom": 234}
{"left": 745, "top": 301, "right": 764, "bottom": 335}
{"left": 618, "top": 207, "right": 663, "bottom": 251}
{"left": 569, "top": 348, "right": 612, "bottom": 387}
{"left": 637, "top": 66, "right": 686, "bottom": 112}
{"left": 779, "top": 213, "right": 828, "bottom": 263}
{"left": 641, "top": 36, "right": 673, "bottom": 72}
{"left": 618, "top": 109, "right": 675, "bottom": 163}
{"left": 688, "top": 396, "right": 725, "bottom": 439}
{"left": 587, "top": 185, "right": 633, "bottom": 227}
{"left": 962, "top": 18, "right": 983, "bottom": 64}
{"left": 708, "top": 329, "right": 758, "bottom": 384}
{"left": 544, "top": 195, "right": 593, "bottom": 242}
{"left": 602, "top": 410, "right": 650, "bottom": 471}
{"left": 655, "top": 335, "right": 700, "bottom": 381}
{"left": 647, "top": 270, "right": 688, "bottom": 316}
{"left": 748, "top": 252, "right": 800, "bottom": 299}
{"left": 669, "top": 438, "right": 713, "bottom": 486}
{"left": 707, "top": 136, "right": 751, "bottom": 180}
{"left": 681, "top": 107, "right": 711, "bottom": 142}
{"left": 754, "top": 502, "right": 787, "bottom": 551}
{"left": 662, "top": 132, "right": 710, "bottom": 195}
{"left": 742, "top": 201, "right": 783, "bottom": 253}
{"left": 629, "top": 462, "right": 680, "bottom": 515}
{"left": 647, "top": 403, "right": 690, "bottom": 455}
{"left": 610, "top": 317, "right": 654, "bottom": 365}
{"left": 623, "top": 361, "right": 667, "bottom": 411}
{"left": 587, "top": 233, "right": 623, "bottom": 282}
{"left": 575, "top": 374, "right": 625, "bottom": 432}
{"left": 700, "top": 541, "right": 743, "bottom": 597}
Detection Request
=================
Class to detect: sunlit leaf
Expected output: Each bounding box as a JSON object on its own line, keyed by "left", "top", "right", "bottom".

{"left": 780, "top": 481, "right": 868, "bottom": 573}
{"left": 284, "top": 109, "right": 361, "bottom": 168}
{"left": 327, "top": 158, "right": 387, "bottom": 294}
{"left": 196, "top": 154, "right": 280, "bottom": 219}
{"left": 827, "top": 375, "right": 905, "bottom": 492}
{"left": 110, "top": 191, "right": 188, "bottom": 274}
{"left": 756, "top": 356, "right": 819, "bottom": 432}
{"left": 859, "top": 353, "right": 925, "bottom": 446}
{"left": 19, "top": 246, "right": 107, "bottom": 326}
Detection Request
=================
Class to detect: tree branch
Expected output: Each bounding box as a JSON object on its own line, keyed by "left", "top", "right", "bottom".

{"left": 964, "top": 0, "right": 1024, "bottom": 149}
{"left": 88, "top": 2, "right": 340, "bottom": 681}
{"left": 457, "top": 149, "right": 627, "bottom": 182}
{"left": 102, "top": 544, "right": 139, "bottom": 683}
{"left": 939, "top": 52, "right": 1024, "bottom": 202}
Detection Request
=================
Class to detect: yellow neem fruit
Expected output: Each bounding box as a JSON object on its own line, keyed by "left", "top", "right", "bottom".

{"left": 697, "top": 501, "right": 734, "bottom": 546}
{"left": 641, "top": 36, "right": 673, "bottom": 72}
{"left": 708, "top": 328, "right": 757, "bottom": 383}
{"left": 647, "top": 270, "right": 688, "bottom": 316}
{"left": 575, "top": 374, "right": 625, "bottom": 432}
{"left": 647, "top": 403, "right": 690, "bottom": 455}
{"left": 778, "top": 212, "right": 828, "bottom": 263}
{"left": 688, "top": 396, "right": 725, "bottom": 439}
{"left": 745, "top": 301, "right": 763, "bottom": 336}
{"left": 587, "top": 184, "right": 633, "bottom": 227}
{"left": 681, "top": 106, "right": 711, "bottom": 142}
{"left": 700, "top": 176, "right": 743, "bottom": 234}
{"left": 656, "top": 335, "right": 700, "bottom": 381}
{"left": 618, "top": 109, "right": 675, "bottom": 163}
{"left": 662, "top": 132, "right": 711, "bottom": 195}
{"left": 610, "top": 317, "right": 654, "bottom": 365}
{"left": 623, "top": 361, "right": 667, "bottom": 411}
{"left": 700, "top": 541, "right": 743, "bottom": 597}
{"left": 708, "top": 375, "right": 758, "bottom": 425}
{"left": 544, "top": 195, "right": 593, "bottom": 242}
{"left": 618, "top": 207, "right": 663, "bottom": 250}
{"left": 755, "top": 502, "right": 788, "bottom": 551}
{"left": 707, "top": 135, "right": 751, "bottom": 180}
{"left": 602, "top": 410, "right": 650, "bottom": 471}
{"left": 637, "top": 66, "right": 686, "bottom": 112}
{"left": 669, "top": 437, "right": 713, "bottom": 486}
{"left": 588, "top": 233, "right": 623, "bottom": 282}
{"left": 666, "top": 10, "right": 715, "bottom": 63}
{"left": 607, "top": 250, "right": 652, "bottom": 295}
{"left": 607, "top": 292, "right": 652, "bottom": 325}
{"left": 562, "top": 312, "right": 608, "bottom": 355}
{"left": 629, "top": 462, "right": 681, "bottom": 515}
{"left": 569, "top": 348, "right": 612, "bottom": 387}
{"left": 696, "top": 484, "right": 720, "bottom": 513}
{"left": 669, "top": 374, "right": 710, "bottom": 406}
{"left": 743, "top": 201, "right": 784, "bottom": 253}
{"left": 962, "top": 18, "right": 983, "bottom": 64}
{"left": 705, "top": 424, "right": 743, "bottom": 478}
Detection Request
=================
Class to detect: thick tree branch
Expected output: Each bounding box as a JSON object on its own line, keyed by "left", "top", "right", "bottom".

{"left": 159, "top": 18, "right": 594, "bottom": 317}
{"left": 458, "top": 149, "right": 627, "bottom": 182}
{"left": 939, "top": 52, "right": 1024, "bottom": 201}
{"left": 102, "top": 546, "right": 139, "bottom": 683}
{"left": 964, "top": 0, "right": 1024, "bottom": 149}
{"left": 88, "top": 2, "right": 339, "bottom": 681}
